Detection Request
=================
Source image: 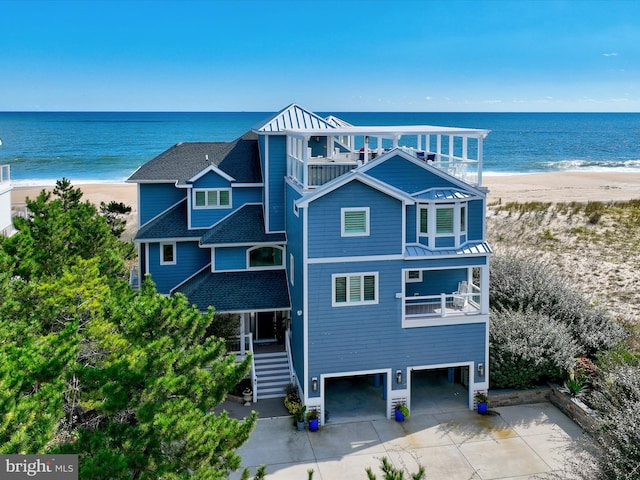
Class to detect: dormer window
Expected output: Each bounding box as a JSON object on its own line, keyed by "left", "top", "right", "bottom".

{"left": 193, "top": 188, "right": 231, "bottom": 209}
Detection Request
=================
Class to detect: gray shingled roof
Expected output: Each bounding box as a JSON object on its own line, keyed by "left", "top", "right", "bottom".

{"left": 134, "top": 199, "right": 208, "bottom": 241}
{"left": 127, "top": 131, "right": 261, "bottom": 184}
{"left": 174, "top": 269, "right": 291, "bottom": 313}
{"left": 200, "top": 204, "right": 286, "bottom": 245}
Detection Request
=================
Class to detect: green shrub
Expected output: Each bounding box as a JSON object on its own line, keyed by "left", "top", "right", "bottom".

{"left": 490, "top": 308, "right": 579, "bottom": 389}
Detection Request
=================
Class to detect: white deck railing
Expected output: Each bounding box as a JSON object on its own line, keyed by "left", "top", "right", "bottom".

{"left": 404, "top": 283, "right": 482, "bottom": 320}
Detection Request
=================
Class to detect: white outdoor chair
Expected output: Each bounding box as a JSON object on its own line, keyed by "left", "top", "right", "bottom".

{"left": 452, "top": 281, "right": 468, "bottom": 309}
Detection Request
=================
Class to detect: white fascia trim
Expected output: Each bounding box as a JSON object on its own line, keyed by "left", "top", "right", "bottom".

{"left": 295, "top": 172, "right": 414, "bottom": 208}
{"left": 169, "top": 263, "right": 211, "bottom": 294}
{"left": 209, "top": 266, "right": 287, "bottom": 274}
{"left": 232, "top": 183, "right": 264, "bottom": 187}
{"left": 402, "top": 315, "right": 488, "bottom": 329}
{"left": 188, "top": 165, "right": 235, "bottom": 183}
{"left": 134, "top": 236, "right": 202, "bottom": 243}
{"left": 144, "top": 242, "right": 150, "bottom": 277}
{"left": 307, "top": 254, "right": 403, "bottom": 264}
{"left": 204, "top": 241, "right": 286, "bottom": 248}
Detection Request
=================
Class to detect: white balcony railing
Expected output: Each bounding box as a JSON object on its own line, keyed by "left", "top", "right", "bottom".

{"left": 404, "top": 283, "right": 482, "bottom": 320}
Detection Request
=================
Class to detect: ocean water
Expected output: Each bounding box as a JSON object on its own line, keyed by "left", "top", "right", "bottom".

{"left": 1, "top": 111, "right": 639, "bottom": 186}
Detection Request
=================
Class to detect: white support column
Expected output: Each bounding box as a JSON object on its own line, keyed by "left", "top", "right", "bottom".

{"left": 462, "top": 136, "right": 468, "bottom": 161}
{"left": 448, "top": 135, "right": 454, "bottom": 162}
{"left": 436, "top": 135, "right": 442, "bottom": 159}
{"left": 481, "top": 265, "right": 490, "bottom": 314}
{"left": 417, "top": 134, "right": 422, "bottom": 152}
{"left": 240, "top": 313, "right": 246, "bottom": 356}
{"left": 393, "top": 134, "right": 400, "bottom": 149}
{"left": 303, "top": 136, "right": 310, "bottom": 188}
{"left": 477, "top": 135, "right": 484, "bottom": 186}
{"left": 377, "top": 136, "right": 383, "bottom": 156}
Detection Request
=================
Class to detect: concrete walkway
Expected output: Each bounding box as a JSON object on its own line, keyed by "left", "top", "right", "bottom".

{"left": 232, "top": 402, "right": 590, "bottom": 479}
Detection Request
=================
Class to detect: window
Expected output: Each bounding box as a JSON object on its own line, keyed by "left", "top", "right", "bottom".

{"left": 419, "top": 207, "right": 428, "bottom": 234}
{"left": 460, "top": 205, "right": 466, "bottom": 232}
{"left": 249, "top": 246, "right": 283, "bottom": 268}
{"left": 341, "top": 208, "right": 369, "bottom": 237}
{"left": 436, "top": 207, "right": 454, "bottom": 234}
{"left": 160, "top": 243, "right": 176, "bottom": 265}
{"left": 405, "top": 270, "right": 422, "bottom": 282}
{"left": 333, "top": 273, "right": 377, "bottom": 306}
{"left": 193, "top": 189, "right": 231, "bottom": 209}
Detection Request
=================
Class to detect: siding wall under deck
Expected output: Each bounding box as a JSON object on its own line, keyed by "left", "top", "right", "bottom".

{"left": 147, "top": 241, "right": 210, "bottom": 293}
{"left": 139, "top": 183, "right": 185, "bottom": 225}
{"left": 307, "top": 181, "right": 403, "bottom": 259}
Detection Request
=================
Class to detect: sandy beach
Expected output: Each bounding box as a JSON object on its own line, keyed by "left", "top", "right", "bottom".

{"left": 11, "top": 172, "right": 640, "bottom": 212}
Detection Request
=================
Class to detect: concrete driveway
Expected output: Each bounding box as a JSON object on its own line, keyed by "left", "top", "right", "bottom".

{"left": 232, "top": 402, "right": 591, "bottom": 479}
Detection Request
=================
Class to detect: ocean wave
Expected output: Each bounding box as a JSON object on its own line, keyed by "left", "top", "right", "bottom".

{"left": 540, "top": 159, "right": 640, "bottom": 171}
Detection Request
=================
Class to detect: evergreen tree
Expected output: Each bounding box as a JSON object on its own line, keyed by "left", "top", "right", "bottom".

{"left": 0, "top": 180, "right": 257, "bottom": 478}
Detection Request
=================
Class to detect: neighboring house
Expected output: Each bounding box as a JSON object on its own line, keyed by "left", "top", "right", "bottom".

{"left": 127, "top": 104, "right": 491, "bottom": 423}
{"left": 0, "top": 163, "right": 15, "bottom": 237}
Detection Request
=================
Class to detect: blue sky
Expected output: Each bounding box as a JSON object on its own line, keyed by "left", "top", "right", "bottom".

{"left": 1, "top": 0, "right": 639, "bottom": 112}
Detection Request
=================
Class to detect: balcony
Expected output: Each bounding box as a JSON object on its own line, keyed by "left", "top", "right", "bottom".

{"left": 285, "top": 125, "right": 488, "bottom": 189}
{"left": 404, "top": 288, "right": 482, "bottom": 319}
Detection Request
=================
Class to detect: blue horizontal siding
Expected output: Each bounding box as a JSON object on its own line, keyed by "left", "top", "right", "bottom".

{"left": 306, "top": 260, "right": 486, "bottom": 381}
{"left": 467, "top": 199, "right": 484, "bottom": 241}
{"left": 213, "top": 246, "right": 248, "bottom": 271}
{"left": 435, "top": 236, "right": 455, "bottom": 248}
{"left": 366, "top": 154, "right": 457, "bottom": 193}
{"left": 267, "top": 135, "right": 287, "bottom": 232}
{"left": 308, "top": 180, "right": 403, "bottom": 258}
{"left": 147, "top": 241, "right": 209, "bottom": 293}
{"left": 140, "top": 184, "right": 185, "bottom": 225}
{"left": 285, "top": 183, "right": 305, "bottom": 383}
{"left": 405, "top": 268, "right": 467, "bottom": 297}
{"left": 193, "top": 171, "right": 231, "bottom": 189}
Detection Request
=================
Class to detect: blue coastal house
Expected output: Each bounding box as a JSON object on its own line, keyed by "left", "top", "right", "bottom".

{"left": 127, "top": 104, "right": 491, "bottom": 423}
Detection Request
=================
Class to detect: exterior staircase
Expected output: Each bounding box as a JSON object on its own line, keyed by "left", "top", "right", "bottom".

{"left": 254, "top": 351, "right": 291, "bottom": 400}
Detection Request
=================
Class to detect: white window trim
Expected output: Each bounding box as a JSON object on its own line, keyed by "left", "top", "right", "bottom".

{"left": 332, "top": 272, "right": 378, "bottom": 307}
{"left": 417, "top": 202, "right": 468, "bottom": 248}
{"left": 193, "top": 188, "right": 232, "bottom": 209}
{"left": 160, "top": 242, "right": 176, "bottom": 265}
{"left": 405, "top": 270, "right": 422, "bottom": 283}
{"left": 341, "top": 207, "right": 370, "bottom": 237}
{"left": 246, "top": 245, "right": 284, "bottom": 270}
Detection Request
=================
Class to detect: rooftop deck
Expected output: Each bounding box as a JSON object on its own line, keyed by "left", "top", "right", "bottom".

{"left": 285, "top": 125, "right": 489, "bottom": 189}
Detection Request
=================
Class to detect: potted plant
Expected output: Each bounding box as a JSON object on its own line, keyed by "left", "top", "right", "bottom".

{"left": 394, "top": 403, "right": 409, "bottom": 422}
{"left": 306, "top": 409, "right": 319, "bottom": 432}
{"left": 295, "top": 406, "right": 306, "bottom": 431}
{"left": 474, "top": 391, "right": 489, "bottom": 414}
{"left": 283, "top": 383, "right": 302, "bottom": 415}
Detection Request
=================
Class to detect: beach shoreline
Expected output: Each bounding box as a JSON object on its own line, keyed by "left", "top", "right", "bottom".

{"left": 11, "top": 171, "right": 640, "bottom": 211}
